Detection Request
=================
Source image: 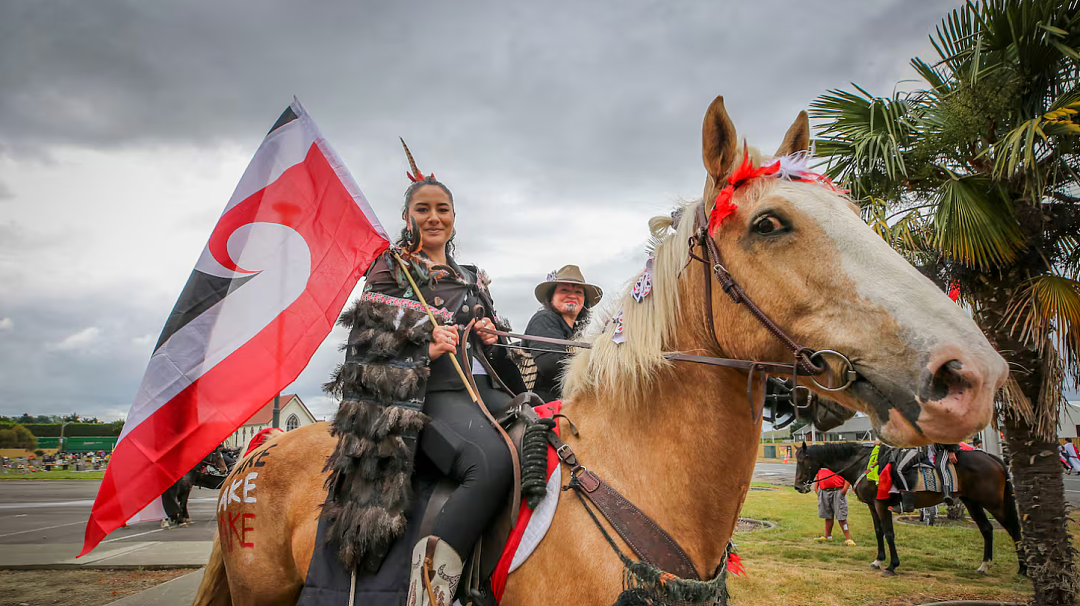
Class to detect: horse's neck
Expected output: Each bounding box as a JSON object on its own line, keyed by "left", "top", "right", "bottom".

{"left": 829, "top": 450, "right": 869, "bottom": 485}
{"left": 563, "top": 362, "right": 760, "bottom": 575}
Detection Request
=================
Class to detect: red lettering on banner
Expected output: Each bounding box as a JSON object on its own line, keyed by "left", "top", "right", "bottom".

{"left": 241, "top": 513, "right": 256, "bottom": 548}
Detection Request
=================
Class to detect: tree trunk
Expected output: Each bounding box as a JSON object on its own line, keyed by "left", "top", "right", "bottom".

{"left": 976, "top": 271, "right": 1077, "bottom": 605}
{"left": 1003, "top": 416, "right": 1076, "bottom": 604}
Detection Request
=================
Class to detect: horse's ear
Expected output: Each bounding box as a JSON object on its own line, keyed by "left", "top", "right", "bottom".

{"left": 800, "top": 441, "right": 807, "bottom": 451}
{"left": 775, "top": 111, "right": 811, "bottom": 157}
{"left": 702, "top": 96, "right": 738, "bottom": 191}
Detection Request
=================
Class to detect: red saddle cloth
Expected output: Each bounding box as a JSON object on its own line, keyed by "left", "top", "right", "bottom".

{"left": 490, "top": 401, "right": 562, "bottom": 601}
{"left": 244, "top": 428, "right": 283, "bottom": 456}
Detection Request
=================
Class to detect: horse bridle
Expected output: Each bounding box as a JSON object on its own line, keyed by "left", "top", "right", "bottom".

{"left": 798, "top": 452, "right": 869, "bottom": 491}
{"left": 476, "top": 201, "right": 860, "bottom": 418}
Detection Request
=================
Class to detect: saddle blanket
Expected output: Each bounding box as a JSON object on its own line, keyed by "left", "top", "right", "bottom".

{"left": 489, "top": 401, "right": 563, "bottom": 600}
{"left": 914, "top": 463, "right": 960, "bottom": 494}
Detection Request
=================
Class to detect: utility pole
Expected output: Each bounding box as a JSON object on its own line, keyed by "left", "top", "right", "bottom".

{"left": 59, "top": 421, "right": 70, "bottom": 453}
{"left": 272, "top": 394, "right": 281, "bottom": 429}
{"left": 983, "top": 424, "right": 1003, "bottom": 457}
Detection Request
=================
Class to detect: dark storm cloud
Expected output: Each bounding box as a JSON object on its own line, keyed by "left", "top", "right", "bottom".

{"left": 0, "top": 0, "right": 971, "bottom": 418}
{"left": 1, "top": 0, "right": 954, "bottom": 193}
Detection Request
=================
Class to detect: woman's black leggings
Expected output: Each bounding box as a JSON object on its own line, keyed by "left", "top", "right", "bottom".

{"left": 419, "top": 376, "right": 514, "bottom": 555}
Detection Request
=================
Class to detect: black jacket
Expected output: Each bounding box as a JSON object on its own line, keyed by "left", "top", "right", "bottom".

{"left": 363, "top": 252, "right": 524, "bottom": 394}
{"left": 523, "top": 307, "right": 575, "bottom": 402}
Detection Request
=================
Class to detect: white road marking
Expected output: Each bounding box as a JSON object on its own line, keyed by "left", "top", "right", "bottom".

{"left": 0, "top": 496, "right": 216, "bottom": 510}
{"left": 0, "top": 500, "right": 95, "bottom": 509}
{"left": 0, "top": 521, "right": 84, "bottom": 538}
{"left": 101, "top": 528, "right": 164, "bottom": 543}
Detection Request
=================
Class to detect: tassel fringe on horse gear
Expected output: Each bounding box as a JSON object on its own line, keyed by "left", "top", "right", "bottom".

{"left": 519, "top": 416, "right": 556, "bottom": 508}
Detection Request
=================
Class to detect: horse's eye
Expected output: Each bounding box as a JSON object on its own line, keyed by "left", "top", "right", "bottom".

{"left": 754, "top": 215, "right": 784, "bottom": 235}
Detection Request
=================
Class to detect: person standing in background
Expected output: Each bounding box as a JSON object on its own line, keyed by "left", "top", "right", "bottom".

{"left": 814, "top": 468, "right": 855, "bottom": 545}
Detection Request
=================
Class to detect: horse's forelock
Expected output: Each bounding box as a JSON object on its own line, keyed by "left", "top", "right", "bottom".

{"left": 562, "top": 199, "right": 702, "bottom": 406}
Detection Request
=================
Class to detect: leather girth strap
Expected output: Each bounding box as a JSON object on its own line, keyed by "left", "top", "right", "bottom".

{"left": 547, "top": 432, "right": 701, "bottom": 581}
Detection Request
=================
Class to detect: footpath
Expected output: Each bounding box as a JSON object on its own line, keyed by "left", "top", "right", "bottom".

{"left": 0, "top": 541, "right": 211, "bottom": 605}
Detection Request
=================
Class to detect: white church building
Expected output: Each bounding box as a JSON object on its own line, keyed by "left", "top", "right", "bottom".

{"left": 225, "top": 394, "right": 318, "bottom": 450}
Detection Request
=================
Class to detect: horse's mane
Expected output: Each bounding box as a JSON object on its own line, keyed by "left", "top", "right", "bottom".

{"left": 807, "top": 442, "right": 870, "bottom": 464}
{"left": 562, "top": 146, "right": 770, "bottom": 407}
{"left": 561, "top": 199, "right": 698, "bottom": 406}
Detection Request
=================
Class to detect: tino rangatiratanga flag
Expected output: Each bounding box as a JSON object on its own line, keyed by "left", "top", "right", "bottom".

{"left": 81, "top": 98, "right": 390, "bottom": 555}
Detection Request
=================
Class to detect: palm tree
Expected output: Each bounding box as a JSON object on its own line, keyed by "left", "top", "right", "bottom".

{"left": 811, "top": 1, "right": 1080, "bottom": 603}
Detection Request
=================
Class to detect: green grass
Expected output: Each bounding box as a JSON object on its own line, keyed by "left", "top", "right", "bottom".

{"left": 0, "top": 470, "right": 105, "bottom": 480}
{"left": 728, "top": 484, "right": 1034, "bottom": 605}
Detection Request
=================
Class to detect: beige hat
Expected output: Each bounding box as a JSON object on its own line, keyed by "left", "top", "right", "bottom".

{"left": 534, "top": 265, "right": 603, "bottom": 309}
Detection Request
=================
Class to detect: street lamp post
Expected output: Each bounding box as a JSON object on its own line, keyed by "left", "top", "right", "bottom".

{"left": 59, "top": 421, "right": 70, "bottom": 453}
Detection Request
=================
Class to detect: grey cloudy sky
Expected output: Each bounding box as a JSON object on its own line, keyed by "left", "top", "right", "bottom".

{"left": 0, "top": 0, "right": 968, "bottom": 421}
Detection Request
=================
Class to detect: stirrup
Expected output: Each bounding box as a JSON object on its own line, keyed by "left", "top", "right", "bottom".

{"left": 408, "top": 536, "right": 463, "bottom": 606}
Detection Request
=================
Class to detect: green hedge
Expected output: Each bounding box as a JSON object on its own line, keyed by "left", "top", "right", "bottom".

{"left": 0, "top": 422, "right": 123, "bottom": 437}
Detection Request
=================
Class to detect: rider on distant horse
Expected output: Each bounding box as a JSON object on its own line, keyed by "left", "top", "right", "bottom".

{"left": 322, "top": 141, "right": 524, "bottom": 606}
{"left": 886, "top": 443, "right": 960, "bottom": 510}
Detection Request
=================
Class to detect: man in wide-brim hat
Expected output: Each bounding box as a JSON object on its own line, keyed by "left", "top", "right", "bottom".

{"left": 524, "top": 265, "right": 603, "bottom": 402}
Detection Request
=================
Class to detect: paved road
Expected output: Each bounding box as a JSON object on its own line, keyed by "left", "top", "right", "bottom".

{"left": 752, "top": 460, "right": 1080, "bottom": 506}
{"left": 0, "top": 480, "right": 219, "bottom": 546}
{"left": 3, "top": 460, "right": 1080, "bottom": 550}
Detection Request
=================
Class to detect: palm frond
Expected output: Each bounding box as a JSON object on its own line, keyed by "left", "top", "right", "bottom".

{"left": 991, "top": 100, "right": 1080, "bottom": 179}
{"left": 1003, "top": 273, "right": 1080, "bottom": 382}
{"left": 998, "top": 372, "right": 1035, "bottom": 430}
{"left": 810, "top": 88, "right": 917, "bottom": 198}
{"left": 932, "top": 174, "right": 1026, "bottom": 267}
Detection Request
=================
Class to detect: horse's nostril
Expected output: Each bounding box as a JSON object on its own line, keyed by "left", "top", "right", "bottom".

{"left": 924, "top": 358, "right": 972, "bottom": 401}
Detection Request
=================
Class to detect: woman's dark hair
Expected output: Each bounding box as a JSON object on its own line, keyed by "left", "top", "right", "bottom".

{"left": 544, "top": 288, "right": 591, "bottom": 336}
{"left": 396, "top": 176, "right": 456, "bottom": 257}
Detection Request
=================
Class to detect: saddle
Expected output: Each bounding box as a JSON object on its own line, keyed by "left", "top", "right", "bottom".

{"left": 296, "top": 393, "right": 556, "bottom": 606}
{"left": 913, "top": 462, "right": 960, "bottom": 494}
{"left": 889, "top": 448, "right": 961, "bottom": 496}
{"left": 418, "top": 392, "right": 548, "bottom": 603}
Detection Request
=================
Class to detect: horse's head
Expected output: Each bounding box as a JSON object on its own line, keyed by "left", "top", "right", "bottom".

{"left": 211, "top": 446, "right": 228, "bottom": 474}
{"left": 699, "top": 96, "right": 1007, "bottom": 447}
{"left": 793, "top": 442, "right": 818, "bottom": 493}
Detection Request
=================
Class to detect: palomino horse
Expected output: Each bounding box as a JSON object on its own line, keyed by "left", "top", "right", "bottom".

{"left": 193, "top": 97, "right": 1007, "bottom": 606}
{"left": 794, "top": 442, "right": 1024, "bottom": 576}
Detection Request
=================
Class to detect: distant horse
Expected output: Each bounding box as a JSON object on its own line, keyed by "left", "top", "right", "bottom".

{"left": 194, "top": 97, "right": 1007, "bottom": 606}
{"left": 161, "top": 446, "right": 231, "bottom": 528}
{"left": 794, "top": 442, "right": 1024, "bottom": 576}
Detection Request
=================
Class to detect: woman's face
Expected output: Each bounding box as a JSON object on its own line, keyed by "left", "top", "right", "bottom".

{"left": 407, "top": 185, "right": 455, "bottom": 252}
{"left": 551, "top": 284, "right": 586, "bottom": 317}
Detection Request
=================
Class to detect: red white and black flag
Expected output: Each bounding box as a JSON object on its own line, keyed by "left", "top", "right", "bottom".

{"left": 81, "top": 98, "right": 390, "bottom": 555}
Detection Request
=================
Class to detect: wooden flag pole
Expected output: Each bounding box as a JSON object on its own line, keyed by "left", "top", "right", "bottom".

{"left": 391, "top": 252, "right": 479, "bottom": 403}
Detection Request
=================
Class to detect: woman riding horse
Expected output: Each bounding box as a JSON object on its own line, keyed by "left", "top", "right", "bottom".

{"left": 195, "top": 97, "right": 1008, "bottom": 606}
{"left": 322, "top": 141, "right": 524, "bottom": 605}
